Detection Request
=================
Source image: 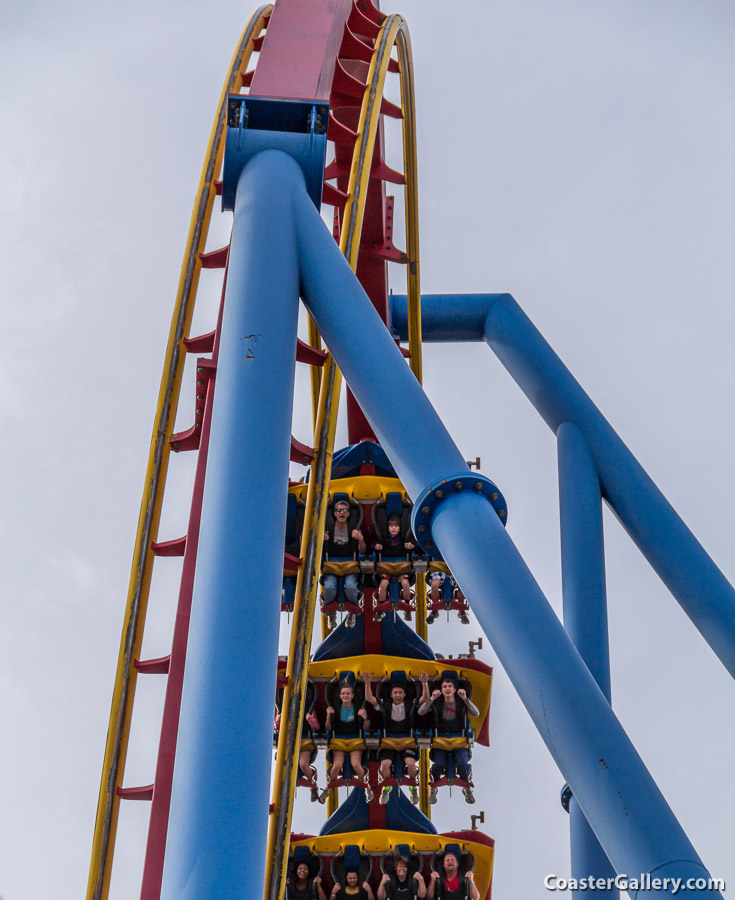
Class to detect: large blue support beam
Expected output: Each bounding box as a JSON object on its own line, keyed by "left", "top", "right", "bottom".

{"left": 568, "top": 800, "right": 619, "bottom": 897}
{"left": 297, "top": 258, "right": 466, "bottom": 503}
{"left": 391, "top": 293, "right": 735, "bottom": 678}
{"left": 558, "top": 422, "right": 617, "bottom": 898}
{"left": 160, "top": 152, "right": 302, "bottom": 900}
{"left": 558, "top": 422, "right": 611, "bottom": 702}
{"left": 286, "top": 177, "right": 720, "bottom": 895}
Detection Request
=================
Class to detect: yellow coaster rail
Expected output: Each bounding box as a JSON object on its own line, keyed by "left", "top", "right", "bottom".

{"left": 86, "top": 9, "right": 272, "bottom": 900}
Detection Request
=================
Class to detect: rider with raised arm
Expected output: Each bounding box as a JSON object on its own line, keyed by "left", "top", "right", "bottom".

{"left": 418, "top": 674, "right": 479, "bottom": 804}
{"left": 363, "top": 670, "right": 430, "bottom": 806}
{"left": 377, "top": 857, "right": 426, "bottom": 900}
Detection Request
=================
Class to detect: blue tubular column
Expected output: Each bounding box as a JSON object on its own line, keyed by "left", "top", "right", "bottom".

{"left": 285, "top": 175, "right": 721, "bottom": 896}
{"left": 391, "top": 293, "right": 735, "bottom": 678}
{"left": 160, "top": 151, "right": 303, "bottom": 900}
{"left": 557, "top": 422, "right": 611, "bottom": 703}
{"left": 557, "top": 422, "right": 618, "bottom": 899}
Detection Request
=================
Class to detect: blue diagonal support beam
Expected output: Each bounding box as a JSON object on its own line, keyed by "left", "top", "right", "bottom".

{"left": 391, "top": 293, "right": 735, "bottom": 678}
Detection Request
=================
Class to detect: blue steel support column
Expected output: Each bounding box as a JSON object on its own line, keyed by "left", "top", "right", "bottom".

{"left": 557, "top": 421, "right": 611, "bottom": 703}
{"left": 391, "top": 293, "right": 735, "bottom": 678}
{"left": 160, "top": 151, "right": 303, "bottom": 900}
{"left": 557, "top": 422, "right": 617, "bottom": 899}
{"left": 286, "top": 176, "right": 721, "bottom": 896}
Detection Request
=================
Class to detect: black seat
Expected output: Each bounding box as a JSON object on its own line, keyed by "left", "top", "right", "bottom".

{"left": 285, "top": 491, "right": 305, "bottom": 559}
{"left": 274, "top": 678, "right": 320, "bottom": 753}
{"left": 331, "top": 845, "right": 372, "bottom": 891}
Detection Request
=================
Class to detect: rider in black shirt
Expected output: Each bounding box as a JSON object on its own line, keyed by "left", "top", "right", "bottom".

{"left": 286, "top": 862, "right": 326, "bottom": 900}
{"left": 330, "top": 870, "right": 375, "bottom": 900}
{"left": 377, "top": 858, "right": 426, "bottom": 900}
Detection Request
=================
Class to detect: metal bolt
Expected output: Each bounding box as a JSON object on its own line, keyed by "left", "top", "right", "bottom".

{"left": 197, "top": 381, "right": 204, "bottom": 387}
{"left": 475, "top": 482, "right": 484, "bottom": 492}
{"left": 173, "top": 442, "right": 180, "bottom": 452}
{"left": 422, "top": 506, "right": 430, "bottom": 515}
{"left": 196, "top": 395, "right": 204, "bottom": 401}
{"left": 490, "top": 492, "right": 498, "bottom": 501}
{"left": 418, "top": 525, "right": 427, "bottom": 533}
{"left": 435, "top": 490, "right": 444, "bottom": 499}
{"left": 454, "top": 481, "right": 464, "bottom": 491}
{"left": 498, "top": 509, "right": 506, "bottom": 517}
{"left": 197, "top": 367, "right": 204, "bottom": 373}
{"left": 426, "top": 540, "right": 434, "bottom": 548}
{"left": 195, "top": 422, "right": 202, "bottom": 429}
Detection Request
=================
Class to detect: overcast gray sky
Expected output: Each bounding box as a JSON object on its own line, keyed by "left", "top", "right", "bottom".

{"left": 1, "top": 1, "right": 734, "bottom": 898}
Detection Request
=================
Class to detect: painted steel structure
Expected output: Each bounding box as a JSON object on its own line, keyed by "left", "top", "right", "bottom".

{"left": 558, "top": 422, "right": 617, "bottom": 899}
{"left": 390, "top": 293, "right": 735, "bottom": 678}
{"left": 88, "top": 3, "right": 731, "bottom": 900}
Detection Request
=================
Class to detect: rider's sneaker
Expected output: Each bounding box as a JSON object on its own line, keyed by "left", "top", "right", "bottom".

{"left": 310, "top": 786, "right": 319, "bottom": 802}
{"left": 459, "top": 611, "right": 470, "bottom": 624}
{"left": 403, "top": 610, "right": 412, "bottom": 621}
{"left": 409, "top": 787, "right": 419, "bottom": 805}
{"left": 426, "top": 611, "right": 438, "bottom": 624}
{"left": 379, "top": 786, "right": 392, "bottom": 805}
{"left": 345, "top": 612, "right": 356, "bottom": 628}
{"left": 327, "top": 612, "right": 337, "bottom": 629}
{"left": 365, "top": 785, "right": 374, "bottom": 803}
{"left": 318, "top": 787, "right": 330, "bottom": 804}
{"left": 374, "top": 611, "right": 386, "bottom": 622}
{"left": 428, "top": 786, "right": 438, "bottom": 804}
{"left": 462, "top": 786, "right": 476, "bottom": 804}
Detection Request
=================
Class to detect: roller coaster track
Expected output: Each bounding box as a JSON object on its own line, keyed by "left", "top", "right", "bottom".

{"left": 87, "top": 3, "right": 427, "bottom": 898}
{"left": 265, "top": 16, "right": 424, "bottom": 900}
{"left": 86, "top": 9, "right": 271, "bottom": 899}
